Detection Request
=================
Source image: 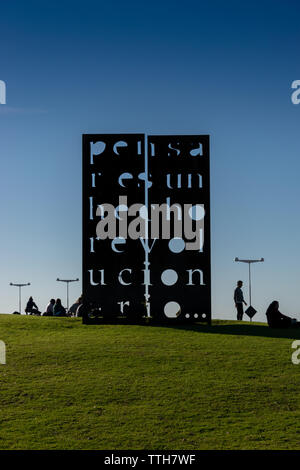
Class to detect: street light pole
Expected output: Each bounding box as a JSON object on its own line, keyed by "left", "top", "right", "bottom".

{"left": 248, "top": 262, "right": 251, "bottom": 306}
{"left": 10, "top": 282, "right": 31, "bottom": 314}
{"left": 56, "top": 278, "right": 79, "bottom": 312}
{"left": 234, "top": 258, "right": 264, "bottom": 321}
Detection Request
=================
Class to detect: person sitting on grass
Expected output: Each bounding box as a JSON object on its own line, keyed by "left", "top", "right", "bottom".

{"left": 43, "top": 299, "right": 55, "bottom": 316}
{"left": 68, "top": 296, "right": 83, "bottom": 316}
{"left": 266, "top": 301, "right": 299, "bottom": 328}
{"left": 53, "top": 298, "right": 66, "bottom": 317}
{"left": 25, "top": 296, "right": 41, "bottom": 315}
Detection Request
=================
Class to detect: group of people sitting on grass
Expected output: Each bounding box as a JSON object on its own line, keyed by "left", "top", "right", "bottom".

{"left": 19, "top": 286, "right": 300, "bottom": 328}
{"left": 234, "top": 280, "right": 300, "bottom": 328}
{"left": 24, "top": 296, "right": 82, "bottom": 317}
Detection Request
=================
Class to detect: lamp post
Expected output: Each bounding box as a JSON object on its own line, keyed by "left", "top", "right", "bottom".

{"left": 9, "top": 282, "right": 30, "bottom": 314}
{"left": 56, "top": 278, "right": 79, "bottom": 312}
{"left": 234, "top": 257, "right": 264, "bottom": 320}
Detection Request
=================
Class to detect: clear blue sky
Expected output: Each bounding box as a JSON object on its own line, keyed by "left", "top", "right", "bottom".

{"left": 0, "top": 0, "right": 300, "bottom": 320}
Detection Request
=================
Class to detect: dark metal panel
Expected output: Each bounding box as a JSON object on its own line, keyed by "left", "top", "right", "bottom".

{"left": 82, "top": 133, "right": 211, "bottom": 324}
{"left": 148, "top": 135, "right": 211, "bottom": 324}
{"left": 82, "top": 134, "right": 146, "bottom": 320}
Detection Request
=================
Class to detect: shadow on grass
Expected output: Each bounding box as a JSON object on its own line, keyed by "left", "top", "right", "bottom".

{"left": 82, "top": 315, "right": 300, "bottom": 340}
{"left": 147, "top": 321, "right": 300, "bottom": 340}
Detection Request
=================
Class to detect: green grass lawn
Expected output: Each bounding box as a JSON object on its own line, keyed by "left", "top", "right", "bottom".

{"left": 1, "top": 314, "right": 300, "bottom": 450}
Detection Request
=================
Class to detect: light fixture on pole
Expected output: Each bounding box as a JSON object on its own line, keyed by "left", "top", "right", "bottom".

{"left": 234, "top": 257, "right": 264, "bottom": 320}
{"left": 9, "top": 282, "right": 31, "bottom": 314}
{"left": 56, "top": 278, "right": 79, "bottom": 312}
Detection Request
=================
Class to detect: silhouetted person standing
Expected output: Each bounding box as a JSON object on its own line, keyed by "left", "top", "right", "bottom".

{"left": 234, "top": 280, "right": 247, "bottom": 321}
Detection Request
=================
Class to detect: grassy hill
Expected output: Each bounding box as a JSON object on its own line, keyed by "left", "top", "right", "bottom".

{"left": 0, "top": 314, "right": 300, "bottom": 450}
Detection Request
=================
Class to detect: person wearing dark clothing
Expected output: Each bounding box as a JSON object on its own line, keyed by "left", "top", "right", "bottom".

{"left": 53, "top": 298, "right": 66, "bottom": 317}
{"left": 68, "top": 296, "right": 83, "bottom": 316}
{"left": 266, "top": 301, "right": 299, "bottom": 328}
{"left": 234, "top": 280, "right": 247, "bottom": 321}
{"left": 43, "top": 299, "right": 55, "bottom": 316}
{"left": 25, "top": 296, "right": 41, "bottom": 315}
